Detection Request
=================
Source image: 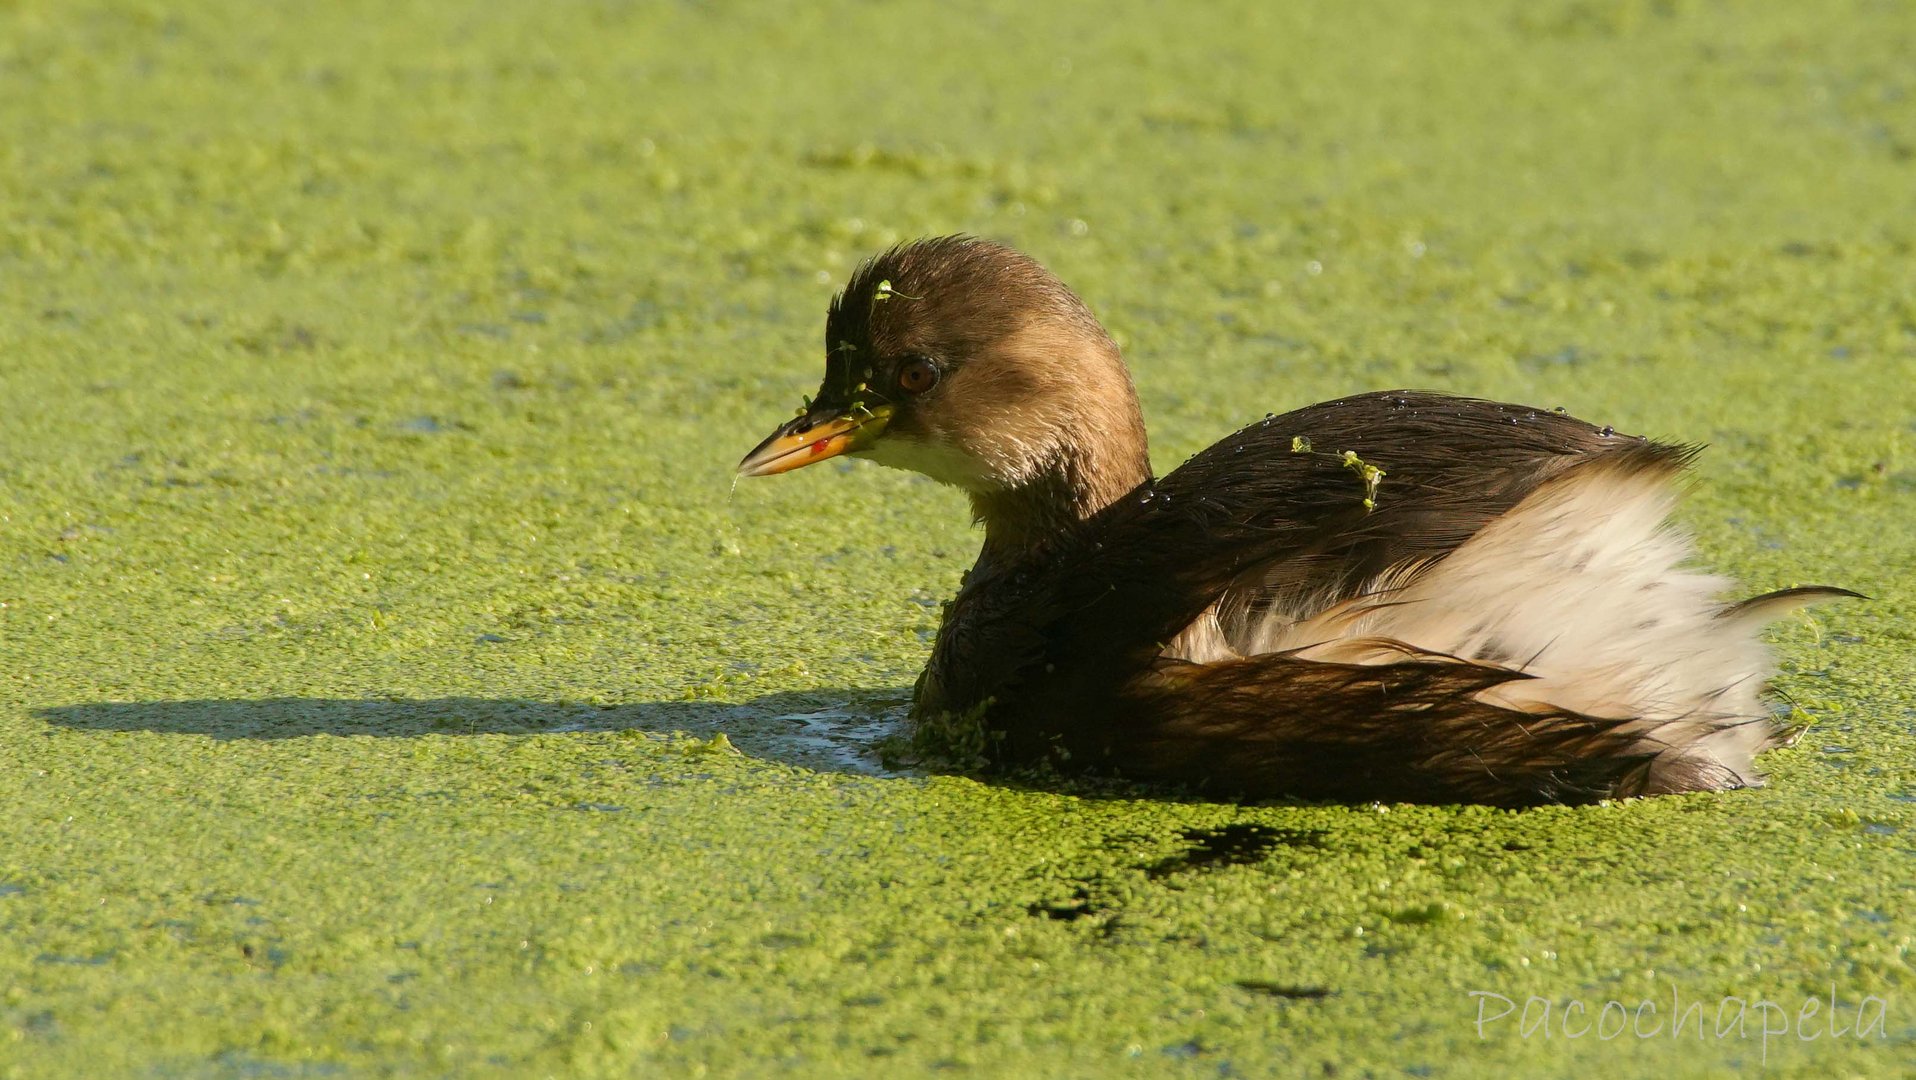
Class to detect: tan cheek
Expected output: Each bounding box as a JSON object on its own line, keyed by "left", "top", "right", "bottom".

{"left": 949, "top": 406, "right": 1075, "bottom": 488}
{"left": 900, "top": 361, "right": 1073, "bottom": 486}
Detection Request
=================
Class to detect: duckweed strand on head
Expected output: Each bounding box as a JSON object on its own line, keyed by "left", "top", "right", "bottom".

{"left": 1340, "top": 450, "right": 1386, "bottom": 512}
{"left": 1291, "top": 435, "right": 1313, "bottom": 454}
{"left": 872, "top": 279, "right": 922, "bottom": 305}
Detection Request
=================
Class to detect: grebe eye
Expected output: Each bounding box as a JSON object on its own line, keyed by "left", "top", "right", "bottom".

{"left": 896, "top": 357, "right": 939, "bottom": 395}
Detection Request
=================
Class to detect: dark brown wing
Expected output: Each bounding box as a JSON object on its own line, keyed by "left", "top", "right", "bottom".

{"left": 1166, "top": 390, "right": 1693, "bottom": 614}
{"left": 919, "top": 391, "right": 1686, "bottom": 721}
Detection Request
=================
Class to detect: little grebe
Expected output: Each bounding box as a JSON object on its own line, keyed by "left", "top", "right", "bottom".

{"left": 739, "top": 236, "right": 1855, "bottom": 806}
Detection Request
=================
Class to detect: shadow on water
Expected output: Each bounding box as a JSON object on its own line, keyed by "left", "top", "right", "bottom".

{"left": 33, "top": 697, "right": 1376, "bottom": 813}
{"left": 33, "top": 690, "right": 917, "bottom": 778}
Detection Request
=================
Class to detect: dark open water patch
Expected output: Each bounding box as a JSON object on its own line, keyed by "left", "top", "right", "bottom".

{"left": 1142, "top": 823, "right": 1321, "bottom": 879}
{"left": 1023, "top": 823, "right": 1332, "bottom": 967}
{"left": 1234, "top": 981, "right": 1333, "bottom": 1000}
{"left": 1026, "top": 884, "right": 1105, "bottom": 923}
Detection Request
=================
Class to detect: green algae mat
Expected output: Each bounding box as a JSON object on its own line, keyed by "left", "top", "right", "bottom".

{"left": 3, "top": 1, "right": 1913, "bottom": 1076}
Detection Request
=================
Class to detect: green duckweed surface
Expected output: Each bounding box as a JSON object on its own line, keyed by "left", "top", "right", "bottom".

{"left": 3, "top": 1, "right": 1913, "bottom": 1076}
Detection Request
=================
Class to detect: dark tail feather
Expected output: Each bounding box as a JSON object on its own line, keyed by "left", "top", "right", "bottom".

{"left": 1000, "top": 646, "right": 1661, "bottom": 807}
{"left": 1718, "top": 585, "right": 1865, "bottom": 627}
